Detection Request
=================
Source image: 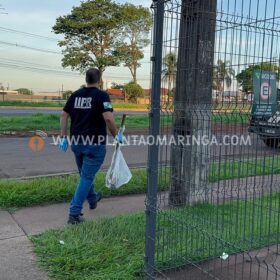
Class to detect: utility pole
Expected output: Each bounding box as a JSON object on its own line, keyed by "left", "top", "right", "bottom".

{"left": 169, "top": 0, "right": 217, "bottom": 206}
{"left": 61, "top": 84, "right": 64, "bottom": 99}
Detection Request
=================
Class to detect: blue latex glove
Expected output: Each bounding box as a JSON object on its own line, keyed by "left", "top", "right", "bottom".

{"left": 115, "top": 132, "right": 123, "bottom": 144}
{"left": 58, "top": 137, "right": 69, "bottom": 152}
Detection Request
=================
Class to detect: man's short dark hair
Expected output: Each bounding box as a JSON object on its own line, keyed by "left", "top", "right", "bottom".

{"left": 86, "top": 68, "right": 101, "bottom": 84}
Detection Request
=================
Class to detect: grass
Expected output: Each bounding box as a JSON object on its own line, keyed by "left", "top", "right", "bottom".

{"left": 210, "top": 155, "right": 280, "bottom": 182}
{"left": 0, "top": 169, "right": 150, "bottom": 209}
{"left": 0, "top": 114, "right": 149, "bottom": 132}
{"left": 32, "top": 192, "right": 280, "bottom": 279}
{"left": 0, "top": 113, "right": 60, "bottom": 132}
{"left": 0, "top": 100, "right": 252, "bottom": 112}
{"left": 215, "top": 103, "right": 251, "bottom": 111}
{"left": 0, "top": 113, "right": 171, "bottom": 132}
{"left": 212, "top": 112, "right": 249, "bottom": 124}
{"left": 111, "top": 103, "right": 148, "bottom": 109}
{"left": 0, "top": 100, "right": 65, "bottom": 108}
{"left": 0, "top": 100, "right": 147, "bottom": 109}
{"left": 1, "top": 155, "right": 280, "bottom": 209}
{"left": 0, "top": 112, "right": 249, "bottom": 133}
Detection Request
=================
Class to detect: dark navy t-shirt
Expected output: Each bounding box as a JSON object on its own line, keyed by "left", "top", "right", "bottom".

{"left": 63, "top": 87, "right": 113, "bottom": 144}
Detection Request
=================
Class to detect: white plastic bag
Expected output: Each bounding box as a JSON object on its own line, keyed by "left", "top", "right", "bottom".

{"left": 106, "top": 144, "right": 132, "bottom": 189}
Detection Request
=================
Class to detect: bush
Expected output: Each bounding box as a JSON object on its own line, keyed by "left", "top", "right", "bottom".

{"left": 16, "top": 88, "right": 33, "bottom": 95}
{"left": 62, "top": 90, "right": 73, "bottom": 99}
{"left": 123, "top": 82, "right": 144, "bottom": 103}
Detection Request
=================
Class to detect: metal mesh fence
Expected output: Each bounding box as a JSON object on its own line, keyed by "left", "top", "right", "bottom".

{"left": 145, "top": 0, "right": 280, "bottom": 279}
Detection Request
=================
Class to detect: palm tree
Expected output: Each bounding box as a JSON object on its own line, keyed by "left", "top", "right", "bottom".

{"left": 213, "top": 60, "right": 235, "bottom": 99}
{"left": 162, "top": 52, "right": 177, "bottom": 104}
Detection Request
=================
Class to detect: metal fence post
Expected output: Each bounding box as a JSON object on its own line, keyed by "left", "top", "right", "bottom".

{"left": 144, "top": 0, "right": 165, "bottom": 279}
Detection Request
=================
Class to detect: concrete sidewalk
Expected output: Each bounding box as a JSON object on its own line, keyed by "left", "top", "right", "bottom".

{"left": 0, "top": 194, "right": 146, "bottom": 280}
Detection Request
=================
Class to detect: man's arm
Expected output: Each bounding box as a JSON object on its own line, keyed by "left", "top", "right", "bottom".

{"left": 102, "top": 111, "right": 118, "bottom": 137}
{"left": 60, "top": 111, "right": 69, "bottom": 136}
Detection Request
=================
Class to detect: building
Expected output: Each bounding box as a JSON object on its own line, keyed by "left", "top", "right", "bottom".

{"left": 106, "top": 88, "right": 124, "bottom": 101}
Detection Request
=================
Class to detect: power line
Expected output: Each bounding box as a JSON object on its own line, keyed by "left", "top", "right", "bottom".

{"left": 0, "top": 57, "right": 66, "bottom": 70}
{"left": 0, "top": 61, "right": 81, "bottom": 77}
{"left": 0, "top": 26, "right": 58, "bottom": 41}
{"left": 0, "top": 40, "right": 61, "bottom": 54}
{"left": 0, "top": 26, "right": 152, "bottom": 54}
{"left": 0, "top": 60, "right": 151, "bottom": 80}
{"left": 0, "top": 57, "right": 151, "bottom": 78}
{"left": 0, "top": 40, "right": 153, "bottom": 65}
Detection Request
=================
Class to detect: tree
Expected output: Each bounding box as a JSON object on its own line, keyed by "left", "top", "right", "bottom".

{"left": 16, "top": 88, "right": 33, "bottom": 95}
{"left": 53, "top": 0, "right": 123, "bottom": 89}
{"left": 116, "top": 4, "right": 152, "bottom": 83}
{"left": 111, "top": 82, "right": 124, "bottom": 89}
{"left": 212, "top": 60, "right": 235, "bottom": 95}
{"left": 170, "top": 0, "right": 217, "bottom": 206}
{"left": 162, "top": 52, "right": 177, "bottom": 104}
{"left": 62, "top": 90, "right": 73, "bottom": 99}
{"left": 123, "top": 82, "right": 144, "bottom": 103}
{"left": 0, "top": 83, "right": 5, "bottom": 101}
{"left": 236, "top": 63, "right": 280, "bottom": 94}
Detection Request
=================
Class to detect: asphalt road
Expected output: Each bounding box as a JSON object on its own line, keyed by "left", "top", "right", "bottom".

{"left": 0, "top": 108, "right": 147, "bottom": 116}
{"left": 0, "top": 133, "right": 279, "bottom": 179}
{"left": 0, "top": 137, "right": 148, "bottom": 178}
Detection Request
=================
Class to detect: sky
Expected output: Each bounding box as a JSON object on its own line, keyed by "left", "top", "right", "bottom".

{"left": 1, "top": 0, "right": 279, "bottom": 93}
{"left": 0, "top": 0, "right": 152, "bottom": 92}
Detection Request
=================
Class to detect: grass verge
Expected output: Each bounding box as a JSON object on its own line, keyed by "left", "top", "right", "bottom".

{"left": 0, "top": 113, "right": 154, "bottom": 132}
{"left": 0, "top": 169, "right": 149, "bottom": 209}
{"left": 0, "top": 112, "right": 249, "bottom": 133}
{"left": 1, "top": 155, "right": 280, "bottom": 209}
{"left": 0, "top": 100, "right": 65, "bottom": 108}
{"left": 32, "top": 192, "right": 280, "bottom": 279}
{"left": 0, "top": 100, "right": 147, "bottom": 109}
{"left": 0, "top": 113, "right": 60, "bottom": 132}
{"left": 210, "top": 155, "right": 280, "bottom": 182}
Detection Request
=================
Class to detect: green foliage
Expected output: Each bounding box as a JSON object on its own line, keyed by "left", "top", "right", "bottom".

{"left": 163, "top": 52, "right": 177, "bottom": 103}
{"left": 213, "top": 60, "right": 235, "bottom": 93}
{"left": 111, "top": 82, "right": 124, "bottom": 89}
{"left": 53, "top": 1, "right": 153, "bottom": 88}
{"left": 116, "top": 4, "right": 152, "bottom": 82}
{"left": 62, "top": 90, "right": 73, "bottom": 100}
{"left": 53, "top": 0, "right": 123, "bottom": 88}
{"left": 236, "top": 63, "right": 280, "bottom": 93}
{"left": 15, "top": 88, "right": 33, "bottom": 95}
{"left": 123, "top": 82, "right": 144, "bottom": 103}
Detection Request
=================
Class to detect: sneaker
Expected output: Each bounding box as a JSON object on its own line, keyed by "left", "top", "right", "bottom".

{"left": 67, "top": 215, "right": 85, "bottom": 225}
{"left": 89, "top": 192, "right": 103, "bottom": 210}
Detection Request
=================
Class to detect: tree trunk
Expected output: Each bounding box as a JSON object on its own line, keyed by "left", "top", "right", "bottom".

{"left": 99, "top": 69, "right": 104, "bottom": 90}
{"left": 167, "top": 77, "right": 172, "bottom": 104}
{"left": 169, "top": 0, "right": 217, "bottom": 206}
{"left": 133, "top": 65, "right": 137, "bottom": 83}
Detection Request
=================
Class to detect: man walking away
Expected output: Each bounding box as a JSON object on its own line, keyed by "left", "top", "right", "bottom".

{"left": 59, "top": 68, "right": 123, "bottom": 224}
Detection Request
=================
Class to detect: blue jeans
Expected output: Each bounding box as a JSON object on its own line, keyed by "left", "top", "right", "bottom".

{"left": 70, "top": 144, "right": 106, "bottom": 216}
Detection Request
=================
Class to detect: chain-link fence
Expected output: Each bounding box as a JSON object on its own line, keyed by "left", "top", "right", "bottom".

{"left": 145, "top": 0, "right": 280, "bottom": 279}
